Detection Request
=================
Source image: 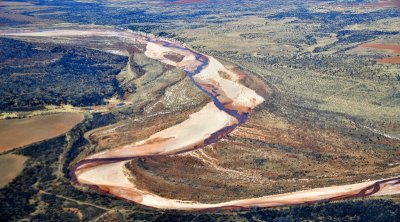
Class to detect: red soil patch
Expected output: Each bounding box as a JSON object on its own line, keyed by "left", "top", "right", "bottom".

{"left": 331, "top": 0, "right": 400, "bottom": 8}
{"left": 164, "top": 0, "right": 206, "bottom": 5}
{"left": 0, "top": 154, "right": 28, "bottom": 188}
{"left": 362, "top": 43, "right": 400, "bottom": 53}
{"left": 0, "top": 112, "right": 84, "bottom": 152}
{"left": 361, "top": 43, "right": 400, "bottom": 64}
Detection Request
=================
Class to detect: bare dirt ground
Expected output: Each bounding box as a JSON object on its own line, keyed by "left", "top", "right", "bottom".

{"left": 0, "top": 112, "right": 84, "bottom": 152}
{"left": 0, "top": 154, "right": 28, "bottom": 188}
{"left": 361, "top": 43, "right": 400, "bottom": 64}
{"left": 1, "top": 27, "right": 398, "bottom": 211}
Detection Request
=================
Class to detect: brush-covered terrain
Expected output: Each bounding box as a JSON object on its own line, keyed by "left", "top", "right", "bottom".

{"left": 0, "top": 0, "right": 399, "bottom": 221}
